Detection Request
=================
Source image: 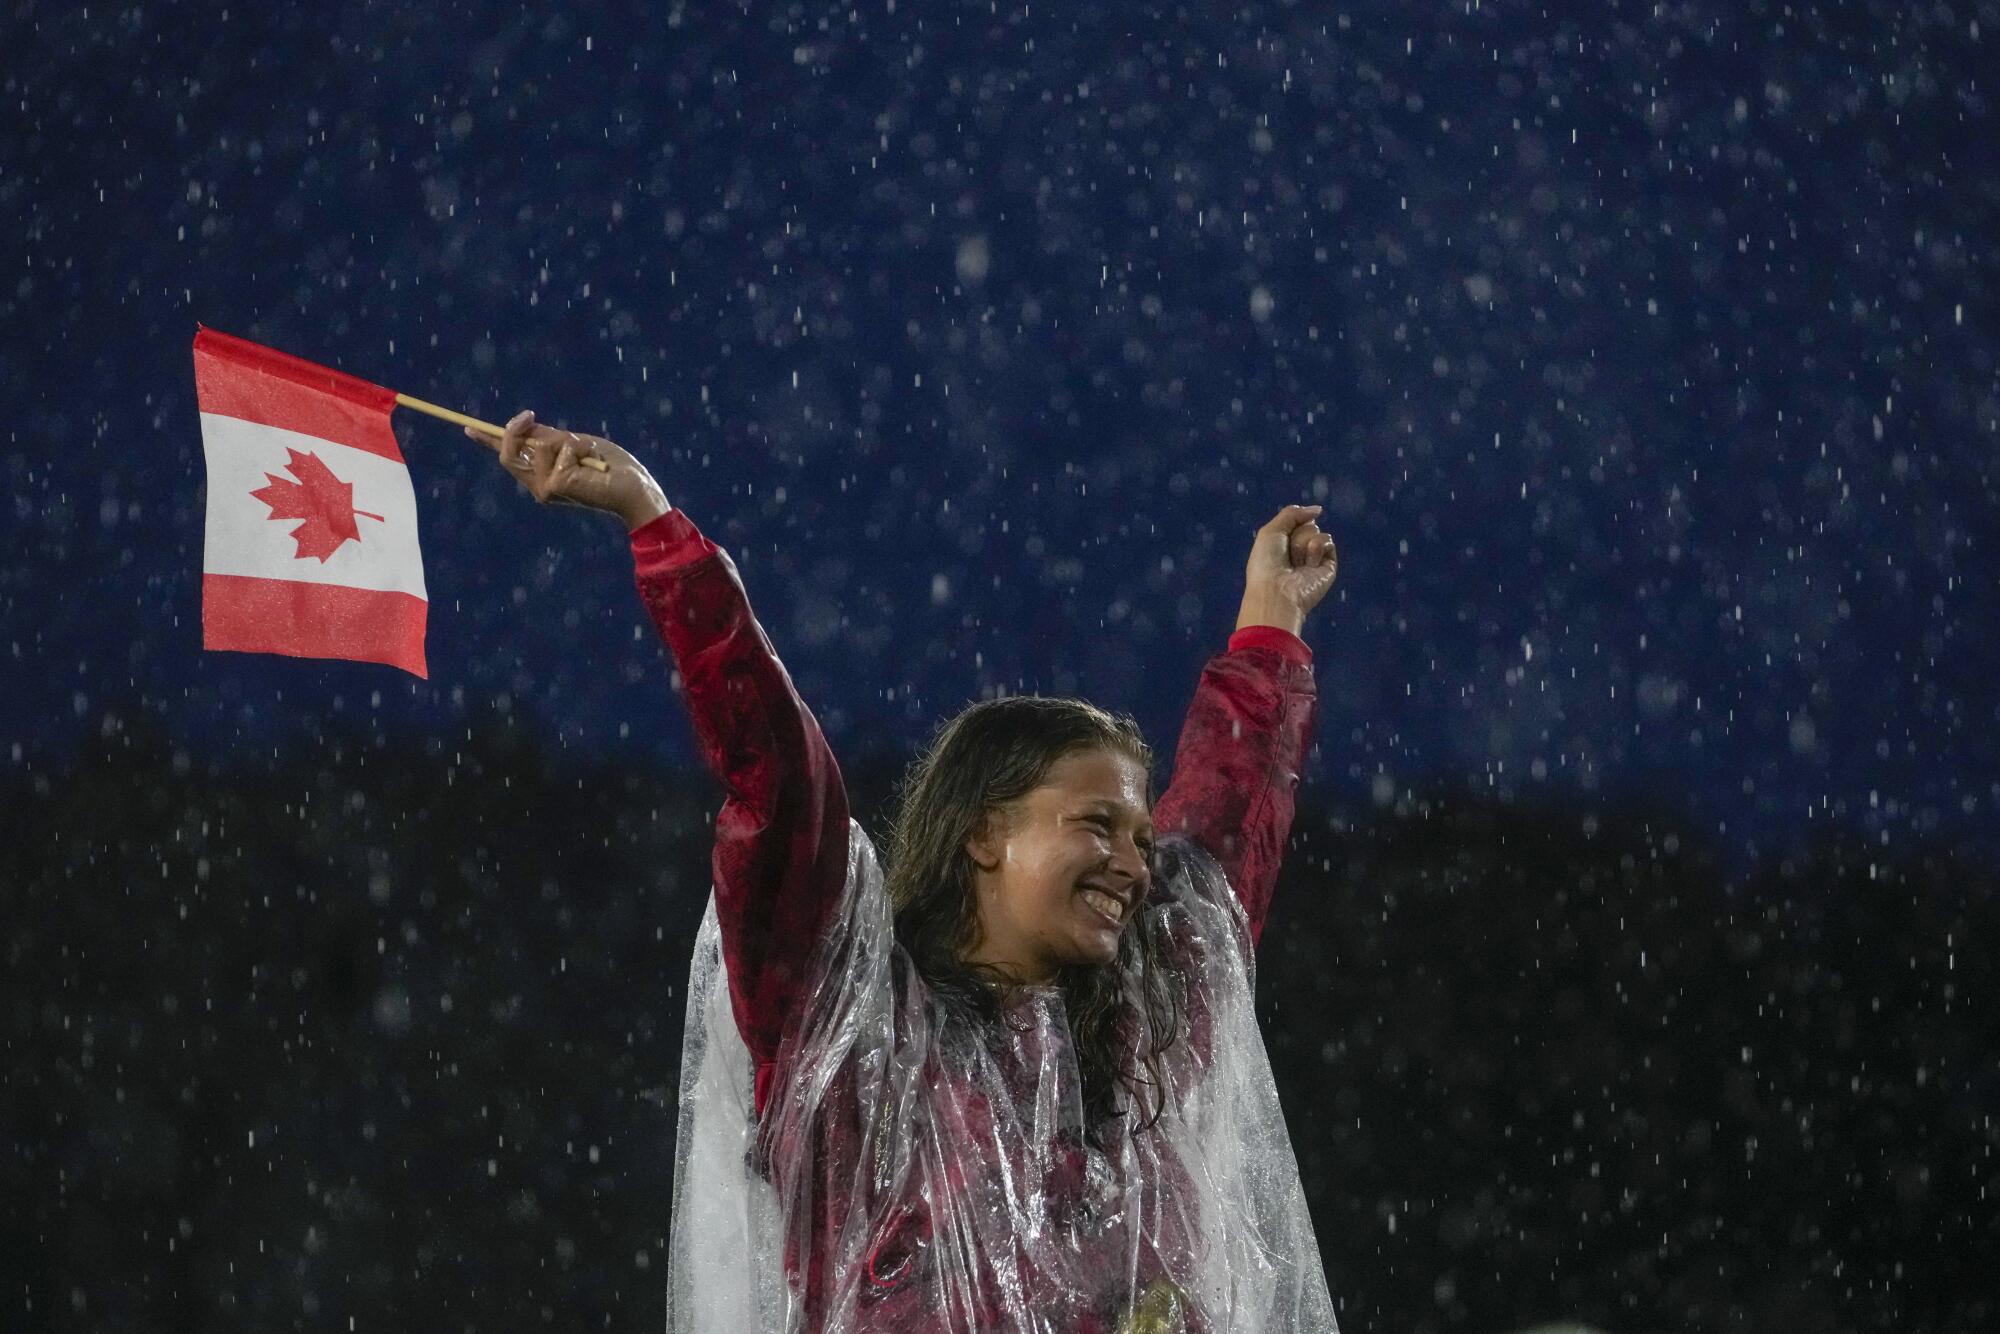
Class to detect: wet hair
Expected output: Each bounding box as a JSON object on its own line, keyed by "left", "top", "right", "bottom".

{"left": 883, "top": 695, "right": 1186, "bottom": 1140}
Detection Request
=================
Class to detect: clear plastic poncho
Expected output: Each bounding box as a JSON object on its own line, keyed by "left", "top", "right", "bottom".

{"left": 667, "top": 820, "right": 1336, "bottom": 1333}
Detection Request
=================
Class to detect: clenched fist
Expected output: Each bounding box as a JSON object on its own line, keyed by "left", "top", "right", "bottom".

{"left": 1234, "top": 503, "right": 1340, "bottom": 637}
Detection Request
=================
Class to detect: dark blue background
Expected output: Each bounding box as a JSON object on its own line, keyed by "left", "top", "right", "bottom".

{"left": 9, "top": 2, "right": 1996, "bottom": 868}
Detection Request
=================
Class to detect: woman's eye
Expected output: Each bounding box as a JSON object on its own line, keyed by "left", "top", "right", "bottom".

{"left": 1079, "top": 815, "right": 1151, "bottom": 856}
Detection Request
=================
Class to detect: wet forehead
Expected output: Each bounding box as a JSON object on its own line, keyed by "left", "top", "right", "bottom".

{"left": 1039, "top": 749, "right": 1151, "bottom": 818}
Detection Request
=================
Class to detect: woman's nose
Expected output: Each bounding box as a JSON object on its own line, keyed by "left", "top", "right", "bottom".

{"left": 1109, "top": 839, "right": 1151, "bottom": 886}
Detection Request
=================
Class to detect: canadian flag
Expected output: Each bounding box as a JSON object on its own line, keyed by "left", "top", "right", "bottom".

{"left": 193, "top": 328, "right": 428, "bottom": 677}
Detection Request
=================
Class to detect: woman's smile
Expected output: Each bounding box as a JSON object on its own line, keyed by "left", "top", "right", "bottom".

{"left": 1077, "top": 885, "right": 1125, "bottom": 929}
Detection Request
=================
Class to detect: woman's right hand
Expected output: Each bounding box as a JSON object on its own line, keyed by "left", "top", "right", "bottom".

{"left": 469, "top": 409, "right": 671, "bottom": 532}
{"left": 1232, "top": 503, "right": 1339, "bottom": 637}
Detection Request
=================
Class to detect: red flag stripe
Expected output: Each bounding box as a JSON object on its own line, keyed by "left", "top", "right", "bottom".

{"left": 203, "top": 574, "right": 428, "bottom": 678}
{"left": 193, "top": 327, "right": 405, "bottom": 463}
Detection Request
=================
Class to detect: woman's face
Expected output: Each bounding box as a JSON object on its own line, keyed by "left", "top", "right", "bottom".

{"left": 962, "top": 747, "right": 1155, "bottom": 985}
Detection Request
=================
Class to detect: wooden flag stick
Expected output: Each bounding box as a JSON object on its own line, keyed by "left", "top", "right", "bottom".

{"left": 394, "top": 392, "right": 610, "bottom": 471}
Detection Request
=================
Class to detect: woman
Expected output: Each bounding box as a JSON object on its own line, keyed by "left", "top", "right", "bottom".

{"left": 477, "top": 411, "right": 1341, "bottom": 1333}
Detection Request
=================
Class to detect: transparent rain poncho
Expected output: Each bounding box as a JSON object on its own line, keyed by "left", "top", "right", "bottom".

{"left": 668, "top": 820, "right": 1336, "bottom": 1333}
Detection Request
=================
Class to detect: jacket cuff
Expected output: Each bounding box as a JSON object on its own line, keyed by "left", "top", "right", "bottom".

{"left": 1226, "top": 624, "right": 1312, "bottom": 667}
{"left": 630, "top": 508, "right": 720, "bottom": 579}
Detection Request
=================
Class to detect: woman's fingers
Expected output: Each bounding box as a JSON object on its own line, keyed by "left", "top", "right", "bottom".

{"left": 1287, "top": 522, "right": 1329, "bottom": 568}
{"left": 474, "top": 407, "right": 637, "bottom": 519}
{"left": 1264, "top": 503, "right": 1323, "bottom": 534}
{"left": 537, "top": 431, "right": 582, "bottom": 503}
{"left": 1253, "top": 503, "right": 1320, "bottom": 570}
{"left": 545, "top": 431, "right": 623, "bottom": 509}
{"left": 486, "top": 412, "right": 572, "bottom": 501}
{"left": 544, "top": 436, "right": 574, "bottom": 486}
{"left": 1292, "top": 528, "right": 1337, "bottom": 589}
{"left": 547, "top": 435, "right": 602, "bottom": 502}
{"left": 1237, "top": 501, "right": 1342, "bottom": 630}
{"left": 498, "top": 409, "right": 538, "bottom": 471}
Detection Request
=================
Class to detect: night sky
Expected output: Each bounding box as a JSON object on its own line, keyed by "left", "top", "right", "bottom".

{"left": 9, "top": 2, "right": 1997, "bottom": 866}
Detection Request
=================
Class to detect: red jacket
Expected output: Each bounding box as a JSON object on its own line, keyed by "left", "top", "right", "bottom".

{"left": 633, "top": 508, "right": 1317, "bottom": 1326}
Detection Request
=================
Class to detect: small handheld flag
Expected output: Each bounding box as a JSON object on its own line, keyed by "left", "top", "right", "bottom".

{"left": 189, "top": 327, "right": 470, "bottom": 676}
{"left": 192, "top": 327, "right": 609, "bottom": 677}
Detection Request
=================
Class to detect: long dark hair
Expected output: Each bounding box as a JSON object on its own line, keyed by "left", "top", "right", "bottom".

{"left": 883, "top": 695, "right": 1186, "bottom": 1140}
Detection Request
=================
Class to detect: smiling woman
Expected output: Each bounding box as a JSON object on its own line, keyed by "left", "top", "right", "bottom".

{"left": 659, "top": 499, "right": 1336, "bottom": 1333}
{"left": 961, "top": 749, "right": 1159, "bottom": 975}
{"left": 486, "top": 416, "right": 1341, "bottom": 1331}
{"left": 885, "top": 700, "right": 1184, "bottom": 1139}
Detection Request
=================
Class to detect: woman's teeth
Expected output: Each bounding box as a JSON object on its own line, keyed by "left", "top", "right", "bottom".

{"left": 1079, "top": 888, "right": 1123, "bottom": 923}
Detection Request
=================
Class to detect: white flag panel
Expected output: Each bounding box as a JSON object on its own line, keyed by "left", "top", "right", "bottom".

{"left": 199, "top": 412, "right": 427, "bottom": 598}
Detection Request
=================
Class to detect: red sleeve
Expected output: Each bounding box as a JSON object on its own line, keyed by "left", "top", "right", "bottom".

{"left": 1151, "top": 627, "right": 1317, "bottom": 946}
{"left": 630, "top": 510, "right": 850, "bottom": 1110}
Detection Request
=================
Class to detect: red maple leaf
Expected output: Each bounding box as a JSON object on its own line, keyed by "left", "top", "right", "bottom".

{"left": 250, "top": 448, "right": 385, "bottom": 562}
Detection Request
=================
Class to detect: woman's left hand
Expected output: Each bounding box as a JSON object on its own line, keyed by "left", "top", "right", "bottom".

{"left": 470, "top": 409, "right": 670, "bottom": 532}
{"left": 1233, "top": 504, "right": 1340, "bottom": 637}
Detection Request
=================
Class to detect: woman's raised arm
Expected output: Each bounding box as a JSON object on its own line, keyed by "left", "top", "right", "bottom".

{"left": 477, "top": 412, "right": 850, "bottom": 1113}
{"left": 1152, "top": 505, "right": 1337, "bottom": 946}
